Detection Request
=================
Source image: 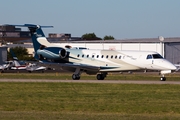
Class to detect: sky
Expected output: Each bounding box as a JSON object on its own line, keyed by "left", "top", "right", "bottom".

{"left": 0, "top": 0, "right": 180, "bottom": 39}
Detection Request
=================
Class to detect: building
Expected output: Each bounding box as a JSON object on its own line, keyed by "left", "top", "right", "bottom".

{"left": 4, "top": 37, "right": 180, "bottom": 64}
{"left": 0, "top": 47, "right": 7, "bottom": 65}
{"left": 0, "top": 25, "right": 31, "bottom": 44}
{"left": 1, "top": 25, "right": 180, "bottom": 64}
{"left": 49, "top": 37, "right": 180, "bottom": 64}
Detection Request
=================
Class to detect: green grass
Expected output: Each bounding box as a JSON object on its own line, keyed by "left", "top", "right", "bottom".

{"left": 0, "top": 72, "right": 180, "bottom": 80}
{"left": 0, "top": 82, "right": 180, "bottom": 119}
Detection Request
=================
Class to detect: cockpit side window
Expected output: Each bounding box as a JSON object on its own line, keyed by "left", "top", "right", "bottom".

{"left": 147, "top": 54, "right": 163, "bottom": 59}
{"left": 152, "top": 54, "right": 163, "bottom": 59}
{"left": 146, "top": 54, "right": 152, "bottom": 59}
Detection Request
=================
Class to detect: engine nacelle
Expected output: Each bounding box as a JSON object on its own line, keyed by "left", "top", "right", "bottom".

{"left": 37, "top": 47, "right": 67, "bottom": 59}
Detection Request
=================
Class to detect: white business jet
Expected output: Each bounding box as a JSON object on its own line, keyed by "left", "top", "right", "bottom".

{"left": 9, "top": 24, "right": 176, "bottom": 81}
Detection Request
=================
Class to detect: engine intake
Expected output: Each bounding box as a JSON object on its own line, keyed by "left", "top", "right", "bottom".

{"left": 59, "top": 49, "right": 67, "bottom": 58}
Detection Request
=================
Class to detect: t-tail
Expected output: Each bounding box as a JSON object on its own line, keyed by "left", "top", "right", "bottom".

{"left": 6, "top": 24, "right": 53, "bottom": 59}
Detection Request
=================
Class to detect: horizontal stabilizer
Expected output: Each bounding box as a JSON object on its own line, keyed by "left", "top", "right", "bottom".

{"left": 4, "top": 24, "right": 53, "bottom": 28}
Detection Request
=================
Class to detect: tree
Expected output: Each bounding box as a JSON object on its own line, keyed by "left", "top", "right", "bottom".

{"left": 103, "top": 35, "right": 115, "bottom": 40}
{"left": 7, "top": 46, "right": 34, "bottom": 61}
{"left": 82, "top": 33, "right": 102, "bottom": 40}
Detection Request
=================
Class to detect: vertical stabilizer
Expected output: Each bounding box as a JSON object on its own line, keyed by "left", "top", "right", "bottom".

{"left": 6, "top": 24, "right": 53, "bottom": 59}
{"left": 24, "top": 24, "right": 53, "bottom": 54}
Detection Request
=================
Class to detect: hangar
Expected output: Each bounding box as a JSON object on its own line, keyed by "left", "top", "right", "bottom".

{"left": 50, "top": 37, "right": 180, "bottom": 64}
{"left": 2, "top": 37, "right": 180, "bottom": 64}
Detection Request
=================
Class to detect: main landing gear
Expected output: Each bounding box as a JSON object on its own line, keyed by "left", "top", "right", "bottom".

{"left": 72, "top": 68, "right": 107, "bottom": 80}
{"left": 96, "top": 73, "right": 107, "bottom": 80}
{"left": 72, "top": 74, "right": 80, "bottom": 80}
{"left": 72, "top": 68, "right": 81, "bottom": 80}
{"left": 72, "top": 73, "right": 107, "bottom": 80}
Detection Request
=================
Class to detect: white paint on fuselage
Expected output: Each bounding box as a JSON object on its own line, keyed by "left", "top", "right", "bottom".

{"left": 67, "top": 49, "right": 176, "bottom": 72}
{"left": 37, "top": 37, "right": 176, "bottom": 72}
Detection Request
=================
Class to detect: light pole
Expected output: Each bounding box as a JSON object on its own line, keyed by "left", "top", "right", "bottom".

{"left": 158, "top": 36, "right": 164, "bottom": 57}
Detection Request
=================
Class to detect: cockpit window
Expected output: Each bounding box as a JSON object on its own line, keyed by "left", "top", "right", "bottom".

{"left": 146, "top": 54, "right": 163, "bottom": 59}
{"left": 146, "top": 55, "right": 152, "bottom": 59}
{"left": 152, "top": 54, "right": 163, "bottom": 59}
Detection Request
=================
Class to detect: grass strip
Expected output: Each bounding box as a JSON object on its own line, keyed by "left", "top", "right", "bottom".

{"left": 0, "top": 82, "right": 180, "bottom": 119}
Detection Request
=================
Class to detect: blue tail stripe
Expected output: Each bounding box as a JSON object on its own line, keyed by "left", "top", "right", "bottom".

{"left": 5, "top": 24, "right": 53, "bottom": 60}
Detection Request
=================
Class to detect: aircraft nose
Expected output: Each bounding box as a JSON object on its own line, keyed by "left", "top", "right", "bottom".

{"left": 168, "top": 63, "right": 176, "bottom": 70}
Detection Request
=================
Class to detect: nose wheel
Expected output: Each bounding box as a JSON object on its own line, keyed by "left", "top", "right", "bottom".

{"left": 160, "top": 74, "right": 166, "bottom": 81}
{"left": 160, "top": 77, "right": 166, "bottom": 81}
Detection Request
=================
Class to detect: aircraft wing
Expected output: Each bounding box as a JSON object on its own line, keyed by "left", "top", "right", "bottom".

{"left": 38, "top": 61, "right": 100, "bottom": 74}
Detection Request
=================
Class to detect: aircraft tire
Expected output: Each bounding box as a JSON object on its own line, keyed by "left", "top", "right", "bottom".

{"left": 97, "top": 74, "right": 104, "bottom": 80}
{"left": 72, "top": 74, "right": 80, "bottom": 80}
{"left": 160, "top": 77, "right": 166, "bottom": 81}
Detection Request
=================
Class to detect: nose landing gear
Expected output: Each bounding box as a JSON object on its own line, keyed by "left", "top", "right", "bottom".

{"left": 160, "top": 77, "right": 166, "bottom": 81}
{"left": 160, "top": 70, "right": 172, "bottom": 81}
{"left": 160, "top": 74, "right": 166, "bottom": 81}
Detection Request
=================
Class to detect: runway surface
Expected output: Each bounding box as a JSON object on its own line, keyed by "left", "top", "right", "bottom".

{"left": 0, "top": 79, "right": 180, "bottom": 84}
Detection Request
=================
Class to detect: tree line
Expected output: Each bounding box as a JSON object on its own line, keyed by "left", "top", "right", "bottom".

{"left": 7, "top": 46, "right": 34, "bottom": 61}
{"left": 81, "top": 33, "right": 114, "bottom": 40}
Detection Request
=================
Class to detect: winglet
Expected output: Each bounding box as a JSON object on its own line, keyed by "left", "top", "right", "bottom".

{"left": 4, "top": 24, "right": 53, "bottom": 28}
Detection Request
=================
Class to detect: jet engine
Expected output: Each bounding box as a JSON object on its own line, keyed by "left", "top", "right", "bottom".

{"left": 37, "top": 47, "right": 67, "bottom": 60}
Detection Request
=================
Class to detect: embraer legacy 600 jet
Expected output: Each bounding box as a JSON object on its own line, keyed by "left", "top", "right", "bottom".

{"left": 10, "top": 24, "right": 176, "bottom": 81}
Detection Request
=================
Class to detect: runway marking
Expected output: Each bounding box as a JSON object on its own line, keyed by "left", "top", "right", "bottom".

{"left": 0, "top": 79, "right": 180, "bottom": 84}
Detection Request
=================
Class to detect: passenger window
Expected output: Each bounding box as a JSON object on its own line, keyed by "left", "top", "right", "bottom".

{"left": 82, "top": 54, "right": 84, "bottom": 57}
{"left": 101, "top": 55, "right": 104, "bottom": 58}
{"left": 115, "top": 55, "right": 117, "bottom": 59}
{"left": 87, "top": 55, "right": 89, "bottom": 58}
{"left": 119, "top": 56, "right": 121, "bottom": 59}
{"left": 77, "top": 54, "right": 80, "bottom": 57}
{"left": 92, "top": 55, "right": 94, "bottom": 58}
{"left": 106, "top": 55, "right": 108, "bottom": 58}
{"left": 97, "top": 55, "right": 99, "bottom": 58}
{"left": 147, "top": 55, "right": 152, "bottom": 59}
{"left": 111, "top": 55, "right": 113, "bottom": 59}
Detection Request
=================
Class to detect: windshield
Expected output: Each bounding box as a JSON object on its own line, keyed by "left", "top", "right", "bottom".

{"left": 146, "top": 54, "right": 163, "bottom": 59}
{"left": 152, "top": 54, "right": 163, "bottom": 59}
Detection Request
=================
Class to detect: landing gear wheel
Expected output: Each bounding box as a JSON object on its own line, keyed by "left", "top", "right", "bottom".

{"left": 97, "top": 74, "right": 104, "bottom": 80}
{"left": 160, "top": 77, "right": 166, "bottom": 81}
{"left": 72, "top": 74, "right": 80, "bottom": 80}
